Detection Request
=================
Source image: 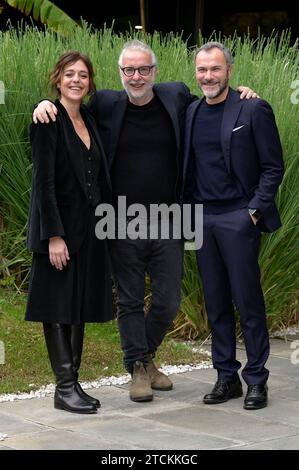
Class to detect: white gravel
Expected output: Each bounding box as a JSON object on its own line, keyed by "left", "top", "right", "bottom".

{"left": 0, "top": 356, "right": 212, "bottom": 404}
{"left": 270, "top": 326, "right": 299, "bottom": 338}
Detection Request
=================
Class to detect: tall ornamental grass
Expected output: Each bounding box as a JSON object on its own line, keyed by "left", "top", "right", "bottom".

{"left": 0, "top": 25, "right": 298, "bottom": 334}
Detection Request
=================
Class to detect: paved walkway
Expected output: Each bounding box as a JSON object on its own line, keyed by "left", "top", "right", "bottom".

{"left": 0, "top": 337, "right": 298, "bottom": 450}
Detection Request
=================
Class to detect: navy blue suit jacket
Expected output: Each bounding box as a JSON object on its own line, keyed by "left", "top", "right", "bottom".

{"left": 182, "top": 88, "right": 284, "bottom": 232}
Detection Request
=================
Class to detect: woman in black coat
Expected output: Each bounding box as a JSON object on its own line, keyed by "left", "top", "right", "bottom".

{"left": 26, "top": 51, "right": 114, "bottom": 414}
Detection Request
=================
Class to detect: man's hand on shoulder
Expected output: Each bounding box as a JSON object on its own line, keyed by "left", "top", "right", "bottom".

{"left": 33, "top": 101, "right": 58, "bottom": 124}
{"left": 237, "top": 86, "right": 260, "bottom": 100}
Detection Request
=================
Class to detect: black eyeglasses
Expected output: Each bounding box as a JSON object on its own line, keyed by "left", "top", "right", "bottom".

{"left": 120, "top": 65, "right": 156, "bottom": 77}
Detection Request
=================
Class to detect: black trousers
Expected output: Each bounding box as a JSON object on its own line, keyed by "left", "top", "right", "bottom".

{"left": 110, "top": 235, "right": 184, "bottom": 371}
{"left": 196, "top": 208, "right": 269, "bottom": 385}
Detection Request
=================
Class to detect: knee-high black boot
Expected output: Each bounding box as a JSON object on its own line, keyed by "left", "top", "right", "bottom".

{"left": 71, "top": 324, "right": 101, "bottom": 408}
{"left": 43, "top": 323, "right": 97, "bottom": 414}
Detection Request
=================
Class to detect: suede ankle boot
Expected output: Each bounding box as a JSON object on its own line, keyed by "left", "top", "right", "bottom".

{"left": 146, "top": 354, "right": 173, "bottom": 391}
{"left": 129, "top": 361, "right": 153, "bottom": 402}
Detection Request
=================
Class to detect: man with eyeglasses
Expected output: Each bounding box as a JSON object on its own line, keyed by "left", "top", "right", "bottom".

{"left": 33, "top": 40, "right": 257, "bottom": 403}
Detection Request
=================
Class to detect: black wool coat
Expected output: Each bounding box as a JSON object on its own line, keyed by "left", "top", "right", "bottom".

{"left": 27, "top": 100, "right": 112, "bottom": 254}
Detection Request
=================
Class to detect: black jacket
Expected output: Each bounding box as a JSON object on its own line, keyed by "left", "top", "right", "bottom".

{"left": 27, "top": 100, "right": 112, "bottom": 254}
{"left": 88, "top": 82, "right": 196, "bottom": 201}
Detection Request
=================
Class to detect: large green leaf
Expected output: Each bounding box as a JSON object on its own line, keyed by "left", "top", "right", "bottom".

{"left": 3, "top": 0, "right": 79, "bottom": 32}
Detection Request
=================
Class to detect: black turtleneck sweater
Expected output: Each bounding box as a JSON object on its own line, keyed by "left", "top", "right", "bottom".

{"left": 111, "top": 96, "right": 177, "bottom": 207}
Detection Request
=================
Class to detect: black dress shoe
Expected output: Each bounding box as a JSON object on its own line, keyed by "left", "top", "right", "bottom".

{"left": 244, "top": 384, "right": 268, "bottom": 410}
{"left": 203, "top": 377, "right": 243, "bottom": 404}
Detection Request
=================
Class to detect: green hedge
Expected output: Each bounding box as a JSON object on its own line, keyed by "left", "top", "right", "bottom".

{"left": 0, "top": 24, "right": 298, "bottom": 335}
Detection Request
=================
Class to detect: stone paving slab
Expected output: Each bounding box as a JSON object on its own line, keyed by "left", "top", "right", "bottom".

{"left": 61, "top": 413, "right": 239, "bottom": 450}
{"left": 230, "top": 443, "right": 274, "bottom": 450}
{"left": 265, "top": 374, "right": 299, "bottom": 390}
{"left": 0, "top": 411, "right": 48, "bottom": 436}
{"left": 174, "top": 367, "right": 216, "bottom": 384}
{"left": 231, "top": 434, "right": 299, "bottom": 450}
{"left": 143, "top": 403, "right": 299, "bottom": 445}
{"left": 268, "top": 339, "right": 295, "bottom": 358}
{"left": 0, "top": 338, "right": 298, "bottom": 451}
{"left": 274, "top": 385, "right": 299, "bottom": 401}
{"left": 266, "top": 356, "right": 298, "bottom": 378}
{"left": 4, "top": 429, "right": 139, "bottom": 450}
{"left": 0, "top": 399, "right": 100, "bottom": 427}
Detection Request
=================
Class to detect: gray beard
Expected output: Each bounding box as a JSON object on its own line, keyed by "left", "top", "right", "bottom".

{"left": 202, "top": 78, "right": 229, "bottom": 99}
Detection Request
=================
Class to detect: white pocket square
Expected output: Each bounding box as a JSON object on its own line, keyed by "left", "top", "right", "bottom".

{"left": 232, "top": 125, "right": 245, "bottom": 132}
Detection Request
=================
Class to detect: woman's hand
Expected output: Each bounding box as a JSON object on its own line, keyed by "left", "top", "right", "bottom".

{"left": 49, "top": 236, "right": 70, "bottom": 270}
